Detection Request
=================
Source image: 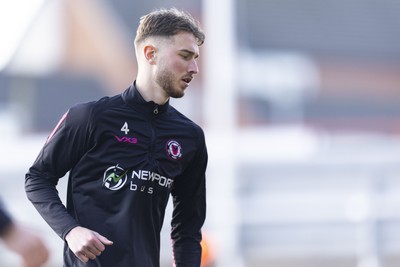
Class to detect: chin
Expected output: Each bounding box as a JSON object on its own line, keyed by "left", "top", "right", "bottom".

{"left": 170, "top": 92, "right": 185, "bottom": 99}
{"left": 170, "top": 88, "right": 185, "bottom": 98}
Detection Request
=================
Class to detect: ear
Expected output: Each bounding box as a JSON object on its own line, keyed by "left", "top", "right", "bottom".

{"left": 143, "top": 45, "right": 156, "bottom": 64}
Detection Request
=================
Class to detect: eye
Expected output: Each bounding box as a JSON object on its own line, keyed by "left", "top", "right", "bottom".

{"left": 180, "top": 54, "right": 191, "bottom": 60}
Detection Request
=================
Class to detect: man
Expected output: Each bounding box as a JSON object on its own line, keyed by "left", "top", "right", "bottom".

{"left": 25, "top": 8, "right": 207, "bottom": 267}
{"left": 0, "top": 203, "right": 49, "bottom": 267}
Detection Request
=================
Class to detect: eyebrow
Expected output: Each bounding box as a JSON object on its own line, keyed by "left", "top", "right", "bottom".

{"left": 179, "top": 49, "right": 199, "bottom": 58}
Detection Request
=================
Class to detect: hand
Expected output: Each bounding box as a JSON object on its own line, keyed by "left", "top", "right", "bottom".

{"left": 3, "top": 224, "right": 49, "bottom": 267}
{"left": 65, "top": 226, "right": 113, "bottom": 263}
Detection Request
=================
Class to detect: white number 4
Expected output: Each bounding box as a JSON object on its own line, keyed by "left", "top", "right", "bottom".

{"left": 121, "top": 122, "right": 130, "bottom": 135}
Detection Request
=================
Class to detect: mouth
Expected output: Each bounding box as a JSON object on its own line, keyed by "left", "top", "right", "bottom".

{"left": 181, "top": 76, "right": 193, "bottom": 85}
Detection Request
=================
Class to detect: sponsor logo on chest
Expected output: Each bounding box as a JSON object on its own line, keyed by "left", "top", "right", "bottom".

{"left": 102, "top": 165, "right": 173, "bottom": 195}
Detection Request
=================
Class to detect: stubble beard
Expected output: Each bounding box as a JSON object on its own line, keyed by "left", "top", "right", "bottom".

{"left": 156, "top": 68, "right": 185, "bottom": 99}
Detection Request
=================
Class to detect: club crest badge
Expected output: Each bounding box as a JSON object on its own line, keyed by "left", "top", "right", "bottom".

{"left": 166, "top": 140, "right": 182, "bottom": 160}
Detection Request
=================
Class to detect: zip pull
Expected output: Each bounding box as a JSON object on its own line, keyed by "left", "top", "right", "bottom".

{"left": 153, "top": 106, "right": 159, "bottom": 114}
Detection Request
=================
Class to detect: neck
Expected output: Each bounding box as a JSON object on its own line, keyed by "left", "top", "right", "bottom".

{"left": 135, "top": 76, "right": 169, "bottom": 105}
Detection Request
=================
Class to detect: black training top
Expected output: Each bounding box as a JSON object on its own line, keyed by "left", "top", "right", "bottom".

{"left": 25, "top": 83, "right": 208, "bottom": 267}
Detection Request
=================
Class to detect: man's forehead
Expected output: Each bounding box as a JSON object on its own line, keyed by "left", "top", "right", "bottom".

{"left": 173, "top": 33, "right": 200, "bottom": 52}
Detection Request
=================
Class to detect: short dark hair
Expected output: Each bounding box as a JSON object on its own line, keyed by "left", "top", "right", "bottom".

{"left": 134, "top": 8, "right": 205, "bottom": 46}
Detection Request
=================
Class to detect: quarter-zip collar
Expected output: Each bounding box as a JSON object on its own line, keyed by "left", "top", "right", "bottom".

{"left": 122, "top": 81, "right": 170, "bottom": 115}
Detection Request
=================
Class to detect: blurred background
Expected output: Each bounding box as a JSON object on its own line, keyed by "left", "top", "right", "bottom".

{"left": 1, "top": 0, "right": 400, "bottom": 266}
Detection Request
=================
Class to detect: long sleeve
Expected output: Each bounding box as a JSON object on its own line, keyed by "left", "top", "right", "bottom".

{"left": 170, "top": 128, "right": 208, "bottom": 267}
{"left": 25, "top": 104, "right": 93, "bottom": 239}
{"left": 0, "top": 203, "right": 12, "bottom": 236}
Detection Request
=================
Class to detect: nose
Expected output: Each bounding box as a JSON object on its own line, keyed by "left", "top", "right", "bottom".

{"left": 188, "top": 59, "right": 199, "bottom": 74}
